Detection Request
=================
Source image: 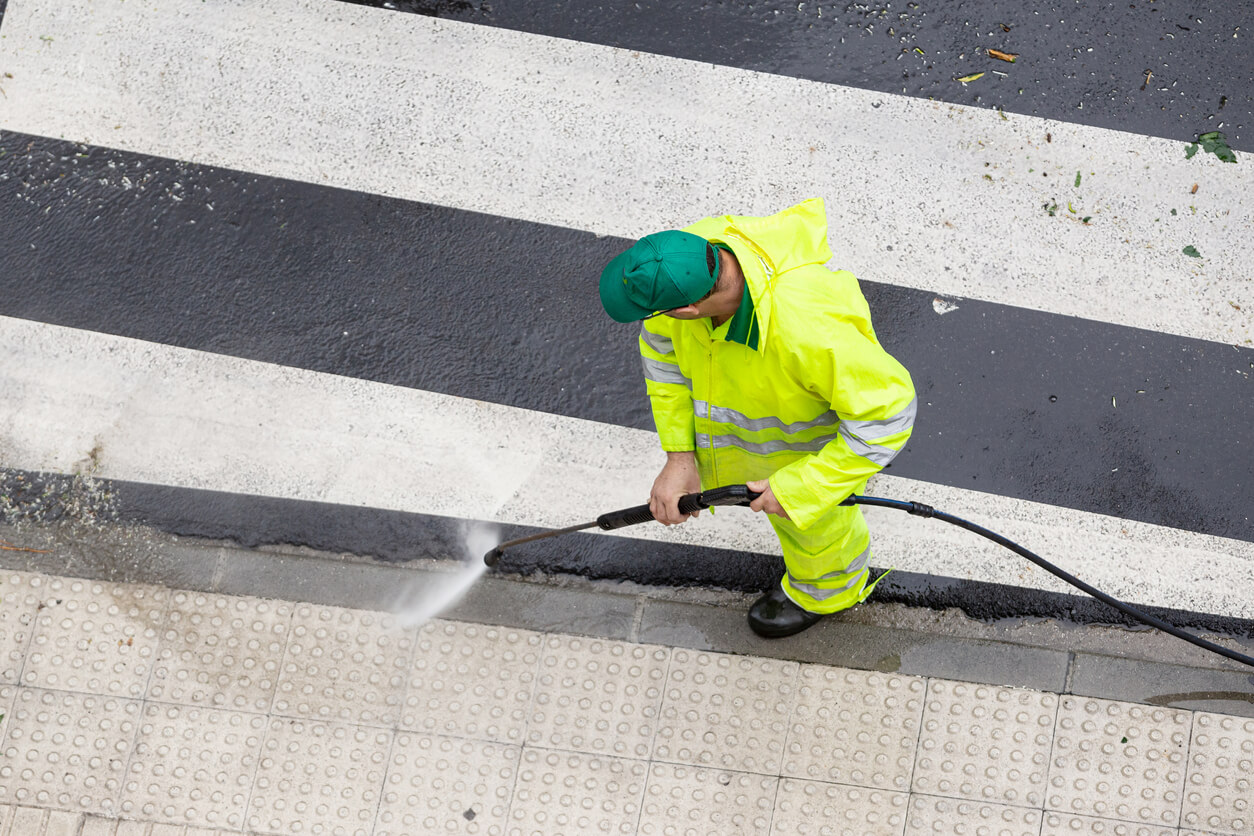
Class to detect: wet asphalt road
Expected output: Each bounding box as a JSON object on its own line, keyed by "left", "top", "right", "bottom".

{"left": 348, "top": 0, "right": 1251, "bottom": 151}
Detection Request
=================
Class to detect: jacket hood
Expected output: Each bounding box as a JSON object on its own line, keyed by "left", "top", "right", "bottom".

{"left": 683, "top": 198, "right": 833, "bottom": 348}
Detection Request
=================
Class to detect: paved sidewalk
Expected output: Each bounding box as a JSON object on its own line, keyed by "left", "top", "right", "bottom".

{"left": 0, "top": 564, "right": 1252, "bottom": 836}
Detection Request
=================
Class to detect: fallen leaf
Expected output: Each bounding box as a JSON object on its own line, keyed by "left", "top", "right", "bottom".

{"left": 988, "top": 49, "right": 1018, "bottom": 63}
{"left": 1074, "top": 171, "right": 1082, "bottom": 187}
{"left": 1182, "top": 245, "right": 1202, "bottom": 258}
{"left": 1190, "top": 183, "right": 1198, "bottom": 194}
{"left": 956, "top": 72, "right": 985, "bottom": 83}
{"left": 1046, "top": 132, "right": 1052, "bottom": 143}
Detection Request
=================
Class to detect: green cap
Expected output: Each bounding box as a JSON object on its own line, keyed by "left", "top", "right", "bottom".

{"left": 599, "top": 231, "right": 719, "bottom": 323}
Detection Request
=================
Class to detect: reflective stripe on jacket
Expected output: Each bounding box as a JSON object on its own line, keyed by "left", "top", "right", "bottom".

{"left": 638, "top": 198, "right": 916, "bottom": 531}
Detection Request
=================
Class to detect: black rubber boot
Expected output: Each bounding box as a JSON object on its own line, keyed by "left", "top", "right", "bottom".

{"left": 747, "top": 585, "right": 825, "bottom": 638}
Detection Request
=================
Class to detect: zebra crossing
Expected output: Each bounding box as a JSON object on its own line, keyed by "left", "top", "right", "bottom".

{"left": 1, "top": 0, "right": 1251, "bottom": 631}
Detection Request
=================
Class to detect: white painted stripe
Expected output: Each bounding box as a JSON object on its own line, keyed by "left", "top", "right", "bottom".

{"left": 3, "top": 315, "right": 1251, "bottom": 619}
{"left": 0, "top": 0, "right": 1249, "bottom": 347}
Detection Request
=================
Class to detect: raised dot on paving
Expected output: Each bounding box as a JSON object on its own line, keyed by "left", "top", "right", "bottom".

{"left": 653, "top": 649, "right": 797, "bottom": 774}
{"left": 1041, "top": 810, "right": 1177, "bottom": 835}
{"left": 527, "top": 635, "right": 669, "bottom": 759}
{"left": 0, "top": 572, "right": 43, "bottom": 684}
{"left": 1047, "top": 695, "right": 1191, "bottom": 827}
{"left": 246, "top": 717, "right": 391, "bottom": 836}
{"left": 147, "top": 591, "right": 290, "bottom": 712}
{"left": 0, "top": 687, "right": 138, "bottom": 815}
{"left": 912, "top": 679, "right": 1056, "bottom": 807}
{"left": 772, "top": 777, "right": 907, "bottom": 836}
{"left": 374, "top": 732, "right": 520, "bottom": 836}
{"left": 1180, "top": 711, "right": 1254, "bottom": 834}
{"left": 507, "top": 747, "right": 647, "bottom": 836}
{"left": 118, "top": 702, "right": 266, "bottom": 830}
{"left": 636, "top": 763, "right": 776, "bottom": 836}
{"left": 272, "top": 603, "right": 410, "bottom": 726}
{"left": 783, "top": 664, "right": 925, "bottom": 791}
{"left": 904, "top": 793, "right": 1042, "bottom": 836}
{"left": 22, "top": 577, "right": 166, "bottom": 697}
{"left": 402, "top": 620, "right": 543, "bottom": 744}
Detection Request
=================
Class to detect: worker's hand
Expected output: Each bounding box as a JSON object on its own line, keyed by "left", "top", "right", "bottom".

{"left": 747, "top": 479, "right": 791, "bottom": 520}
{"left": 650, "top": 451, "right": 701, "bottom": 525}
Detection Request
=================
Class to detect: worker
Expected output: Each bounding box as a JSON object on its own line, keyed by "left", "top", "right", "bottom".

{"left": 598, "top": 198, "right": 916, "bottom": 637}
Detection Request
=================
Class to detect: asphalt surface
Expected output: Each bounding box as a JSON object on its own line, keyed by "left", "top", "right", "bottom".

{"left": 346, "top": 0, "right": 1252, "bottom": 151}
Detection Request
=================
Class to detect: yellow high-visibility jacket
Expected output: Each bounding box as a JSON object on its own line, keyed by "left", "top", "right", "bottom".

{"left": 639, "top": 198, "right": 916, "bottom": 531}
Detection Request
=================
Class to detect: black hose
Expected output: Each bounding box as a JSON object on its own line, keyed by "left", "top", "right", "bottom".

{"left": 844, "top": 494, "right": 1254, "bottom": 671}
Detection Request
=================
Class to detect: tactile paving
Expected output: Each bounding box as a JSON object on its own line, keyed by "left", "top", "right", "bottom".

{"left": 374, "top": 732, "right": 520, "bottom": 836}
{"left": 1041, "top": 811, "right": 1176, "bottom": 835}
{"left": 507, "top": 747, "right": 647, "bottom": 836}
{"left": 272, "top": 603, "right": 410, "bottom": 726}
{"left": 636, "top": 763, "right": 776, "bottom": 836}
{"left": 0, "top": 573, "right": 42, "bottom": 684}
{"left": 783, "top": 664, "right": 925, "bottom": 791}
{"left": 246, "top": 717, "right": 392, "bottom": 836}
{"left": 528, "top": 635, "right": 669, "bottom": 758}
{"left": 148, "top": 591, "right": 290, "bottom": 712}
{"left": 904, "top": 793, "right": 1042, "bottom": 836}
{"left": 402, "top": 620, "right": 542, "bottom": 744}
{"left": 1180, "top": 711, "right": 1254, "bottom": 834}
{"left": 1047, "top": 695, "right": 1191, "bottom": 827}
{"left": 22, "top": 577, "right": 166, "bottom": 697}
{"left": 913, "top": 679, "right": 1056, "bottom": 807}
{"left": 653, "top": 649, "right": 797, "bottom": 774}
{"left": 0, "top": 686, "right": 139, "bottom": 814}
{"left": 777, "top": 776, "right": 909, "bottom": 835}
{"left": 119, "top": 702, "right": 266, "bottom": 830}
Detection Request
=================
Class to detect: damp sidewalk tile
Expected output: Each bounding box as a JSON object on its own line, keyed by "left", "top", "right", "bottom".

{"left": 246, "top": 717, "right": 392, "bottom": 835}
{"left": 636, "top": 764, "right": 776, "bottom": 836}
{"left": 271, "top": 603, "right": 411, "bottom": 727}
{"left": 1046, "top": 695, "right": 1191, "bottom": 827}
{"left": 527, "top": 635, "right": 669, "bottom": 760}
{"left": 0, "top": 572, "right": 44, "bottom": 685}
{"left": 782, "top": 665, "right": 926, "bottom": 792}
{"left": 147, "top": 590, "right": 291, "bottom": 713}
{"left": 22, "top": 576, "right": 166, "bottom": 698}
{"left": 374, "top": 732, "right": 520, "bottom": 836}
{"left": 118, "top": 703, "right": 265, "bottom": 830}
{"left": 772, "top": 778, "right": 908, "bottom": 835}
{"left": 402, "top": 620, "right": 543, "bottom": 744}
{"left": 912, "top": 679, "right": 1056, "bottom": 808}
{"left": 903, "top": 794, "right": 1042, "bottom": 835}
{"left": 653, "top": 649, "right": 798, "bottom": 774}
{"left": 1179, "top": 711, "right": 1254, "bottom": 834}
{"left": 0, "top": 687, "right": 139, "bottom": 815}
{"left": 1040, "top": 811, "right": 1177, "bottom": 835}
{"left": 507, "top": 747, "right": 648, "bottom": 835}
{"left": 1069, "top": 652, "right": 1254, "bottom": 719}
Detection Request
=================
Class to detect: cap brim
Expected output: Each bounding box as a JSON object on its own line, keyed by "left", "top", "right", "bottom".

{"left": 599, "top": 250, "right": 655, "bottom": 323}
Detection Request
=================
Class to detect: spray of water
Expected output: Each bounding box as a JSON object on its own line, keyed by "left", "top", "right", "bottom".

{"left": 391, "top": 521, "right": 499, "bottom": 629}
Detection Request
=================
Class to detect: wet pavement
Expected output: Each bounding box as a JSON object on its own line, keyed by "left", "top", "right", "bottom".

{"left": 1, "top": 521, "right": 1253, "bottom": 835}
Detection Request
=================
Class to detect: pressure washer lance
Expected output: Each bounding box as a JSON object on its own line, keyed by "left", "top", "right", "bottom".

{"left": 486, "top": 484, "right": 1254, "bottom": 671}
{"left": 482, "top": 484, "right": 761, "bottom": 567}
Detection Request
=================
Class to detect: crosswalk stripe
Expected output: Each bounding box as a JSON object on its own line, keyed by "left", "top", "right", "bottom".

{"left": 0, "top": 0, "right": 1248, "bottom": 348}
{"left": 4, "top": 314, "right": 1253, "bottom": 620}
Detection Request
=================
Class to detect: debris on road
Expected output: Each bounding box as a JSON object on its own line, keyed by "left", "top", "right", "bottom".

{"left": 988, "top": 48, "right": 1018, "bottom": 63}
{"left": 957, "top": 72, "right": 984, "bottom": 83}
{"left": 1183, "top": 245, "right": 1202, "bottom": 258}
{"left": 1185, "top": 131, "right": 1237, "bottom": 163}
